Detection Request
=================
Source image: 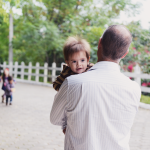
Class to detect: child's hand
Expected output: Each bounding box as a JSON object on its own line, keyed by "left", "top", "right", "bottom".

{"left": 11, "top": 88, "right": 15, "bottom": 92}
{"left": 63, "top": 128, "right": 66, "bottom": 134}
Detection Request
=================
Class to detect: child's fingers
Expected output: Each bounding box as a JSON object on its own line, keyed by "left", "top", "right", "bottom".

{"left": 63, "top": 128, "right": 66, "bottom": 134}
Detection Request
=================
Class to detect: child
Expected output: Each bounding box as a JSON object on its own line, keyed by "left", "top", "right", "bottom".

{"left": 53, "top": 36, "right": 94, "bottom": 133}
{"left": 1, "top": 68, "right": 10, "bottom": 103}
{"left": 5, "top": 76, "right": 15, "bottom": 105}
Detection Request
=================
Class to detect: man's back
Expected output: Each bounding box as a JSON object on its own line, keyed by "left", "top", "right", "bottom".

{"left": 50, "top": 25, "right": 140, "bottom": 150}
{"left": 62, "top": 61, "right": 141, "bottom": 150}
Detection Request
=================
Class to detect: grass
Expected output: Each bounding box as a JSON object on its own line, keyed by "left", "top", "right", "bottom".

{"left": 140, "top": 95, "right": 150, "bottom": 104}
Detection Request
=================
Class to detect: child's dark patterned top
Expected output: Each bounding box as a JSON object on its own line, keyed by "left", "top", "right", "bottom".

{"left": 53, "top": 63, "right": 94, "bottom": 91}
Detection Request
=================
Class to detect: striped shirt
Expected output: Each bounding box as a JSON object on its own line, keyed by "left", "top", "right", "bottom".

{"left": 53, "top": 63, "right": 94, "bottom": 91}
{"left": 50, "top": 61, "right": 141, "bottom": 150}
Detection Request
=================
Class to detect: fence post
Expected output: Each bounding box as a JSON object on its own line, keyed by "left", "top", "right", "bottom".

{"left": 28, "top": 62, "right": 32, "bottom": 81}
{"left": 3, "top": 62, "right": 6, "bottom": 70}
{"left": 36, "top": 62, "right": 39, "bottom": 82}
{"left": 52, "top": 62, "right": 56, "bottom": 82}
{"left": 61, "top": 62, "right": 65, "bottom": 71}
{"left": 44, "top": 63, "right": 48, "bottom": 83}
{"left": 21, "top": 62, "right": 24, "bottom": 80}
{"left": 9, "top": 61, "right": 13, "bottom": 76}
{"left": 14, "top": 62, "right": 18, "bottom": 78}
{"left": 134, "top": 64, "right": 141, "bottom": 86}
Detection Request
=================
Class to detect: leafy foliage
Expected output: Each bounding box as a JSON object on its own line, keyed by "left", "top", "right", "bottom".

{"left": 0, "top": 15, "right": 9, "bottom": 62}
{"left": 140, "top": 94, "right": 150, "bottom": 104}
{"left": 121, "top": 22, "right": 150, "bottom": 74}
{"left": 0, "top": 0, "right": 147, "bottom": 69}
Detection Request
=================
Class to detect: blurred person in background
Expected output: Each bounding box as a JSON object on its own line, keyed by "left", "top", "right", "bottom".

{"left": 5, "top": 76, "right": 15, "bottom": 105}
{"left": 1, "top": 68, "right": 10, "bottom": 103}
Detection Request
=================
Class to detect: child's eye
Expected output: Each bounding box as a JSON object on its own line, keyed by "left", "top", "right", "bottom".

{"left": 72, "top": 61, "right": 76, "bottom": 63}
{"left": 81, "top": 59, "right": 85, "bottom": 62}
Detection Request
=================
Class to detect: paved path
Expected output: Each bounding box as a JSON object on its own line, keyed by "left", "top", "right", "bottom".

{"left": 0, "top": 83, "right": 150, "bottom": 150}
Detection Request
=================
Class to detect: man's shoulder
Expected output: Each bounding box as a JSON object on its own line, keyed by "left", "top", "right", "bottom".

{"left": 130, "top": 80, "right": 141, "bottom": 93}
{"left": 125, "top": 77, "right": 141, "bottom": 102}
{"left": 66, "top": 69, "right": 141, "bottom": 91}
{"left": 120, "top": 72, "right": 141, "bottom": 93}
{"left": 66, "top": 71, "right": 90, "bottom": 85}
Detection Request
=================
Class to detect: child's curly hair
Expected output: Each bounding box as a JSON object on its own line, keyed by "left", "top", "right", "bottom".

{"left": 63, "top": 36, "right": 90, "bottom": 61}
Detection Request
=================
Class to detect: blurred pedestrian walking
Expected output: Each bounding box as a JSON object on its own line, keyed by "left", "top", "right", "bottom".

{"left": 1, "top": 68, "right": 10, "bottom": 103}
{"left": 5, "top": 76, "right": 15, "bottom": 105}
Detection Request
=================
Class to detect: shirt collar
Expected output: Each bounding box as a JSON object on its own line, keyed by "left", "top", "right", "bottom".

{"left": 88, "top": 61, "right": 120, "bottom": 72}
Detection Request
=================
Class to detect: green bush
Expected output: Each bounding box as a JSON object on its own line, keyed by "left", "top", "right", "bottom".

{"left": 140, "top": 95, "right": 150, "bottom": 104}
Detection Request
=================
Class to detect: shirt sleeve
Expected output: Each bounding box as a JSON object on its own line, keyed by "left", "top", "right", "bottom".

{"left": 50, "top": 79, "right": 68, "bottom": 128}
{"left": 133, "top": 82, "right": 141, "bottom": 110}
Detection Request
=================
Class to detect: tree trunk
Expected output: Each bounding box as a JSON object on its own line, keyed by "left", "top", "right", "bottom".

{"left": 9, "top": 13, "right": 13, "bottom": 63}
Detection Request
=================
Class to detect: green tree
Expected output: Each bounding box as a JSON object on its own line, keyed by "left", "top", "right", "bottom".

{"left": 121, "top": 21, "right": 150, "bottom": 73}
{"left": 0, "top": 0, "right": 20, "bottom": 63}
{"left": 0, "top": 0, "right": 141, "bottom": 65}
{"left": 0, "top": 15, "right": 9, "bottom": 63}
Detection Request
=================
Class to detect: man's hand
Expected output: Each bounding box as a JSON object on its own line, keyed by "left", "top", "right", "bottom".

{"left": 63, "top": 128, "right": 66, "bottom": 134}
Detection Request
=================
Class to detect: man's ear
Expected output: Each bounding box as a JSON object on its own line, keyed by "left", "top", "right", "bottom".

{"left": 97, "top": 38, "right": 103, "bottom": 62}
{"left": 98, "top": 38, "right": 102, "bottom": 50}
{"left": 121, "top": 50, "right": 129, "bottom": 59}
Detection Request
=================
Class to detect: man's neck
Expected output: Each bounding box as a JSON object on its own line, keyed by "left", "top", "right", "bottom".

{"left": 97, "top": 58, "right": 120, "bottom": 64}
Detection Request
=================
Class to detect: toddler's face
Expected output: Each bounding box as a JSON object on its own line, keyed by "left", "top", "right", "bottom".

{"left": 9, "top": 80, "right": 13, "bottom": 84}
{"left": 66, "top": 51, "right": 89, "bottom": 74}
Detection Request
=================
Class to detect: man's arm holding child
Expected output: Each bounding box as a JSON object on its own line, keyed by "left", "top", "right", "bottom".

{"left": 50, "top": 79, "right": 69, "bottom": 129}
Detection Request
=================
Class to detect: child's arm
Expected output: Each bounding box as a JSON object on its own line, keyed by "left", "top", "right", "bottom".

{"left": 85, "top": 63, "right": 94, "bottom": 71}
{"left": 53, "top": 64, "right": 75, "bottom": 91}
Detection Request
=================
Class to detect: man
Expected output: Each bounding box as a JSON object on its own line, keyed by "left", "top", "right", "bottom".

{"left": 50, "top": 25, "right": 141, "bottom": 150}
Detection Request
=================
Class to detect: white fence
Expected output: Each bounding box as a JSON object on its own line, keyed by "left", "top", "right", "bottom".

{"left": 0, "top": 62, "right": 150, "bottom": 93}
{"left": 123, "top": 65, "right": 150, "bottom": 93}
{"left": 0, "top": 62, "right": 64, "bottom": 84}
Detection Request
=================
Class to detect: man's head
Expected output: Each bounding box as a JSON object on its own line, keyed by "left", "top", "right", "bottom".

{"left": 97, "top": 25, "right": 132, "bottom": 63}
{"left": 63, "top": 36, "right": 90, "bottom": 73}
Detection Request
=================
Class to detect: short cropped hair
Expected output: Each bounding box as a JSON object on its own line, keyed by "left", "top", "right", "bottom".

{"left": 63, "top": 36, "right": 90, "bottom": 60}
{"left": 101, "top": 25, "right": 132, "bottom": 60}
{"left": 8, "top": 76, "right": 13, "bottom": 81}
